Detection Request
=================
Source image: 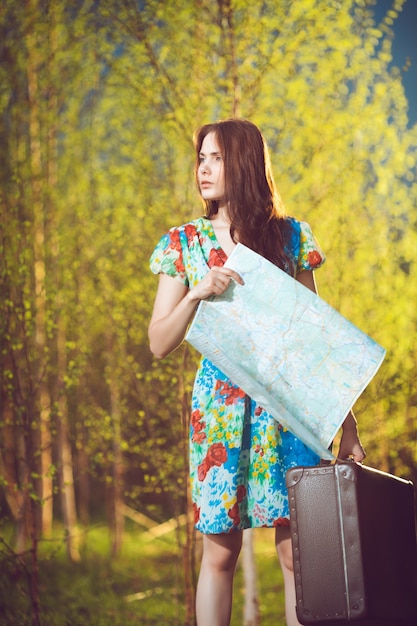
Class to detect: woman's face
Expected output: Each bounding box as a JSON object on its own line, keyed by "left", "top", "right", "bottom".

{"left": 197, "top": 132, "right": 226, "bottom": 208}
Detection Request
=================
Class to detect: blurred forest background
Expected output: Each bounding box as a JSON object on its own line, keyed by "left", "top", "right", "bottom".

{"left": 1, "top": 0, "right": 416, "bottom": 624}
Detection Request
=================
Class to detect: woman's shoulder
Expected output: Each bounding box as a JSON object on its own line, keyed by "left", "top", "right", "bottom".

{"left": 282, "top": 215, "right": 305, "bottom": 228}
{"left": 167, "top": 216, "right": 208, "bottom": 232}
{"left": 281, "top": 216, "right": 325, "bottom": 271}
{"left": 282, "top": 216, "right": 316, "bottom": 236}
{"left": 280, "top": 215, "right": 301, "bottom": 240}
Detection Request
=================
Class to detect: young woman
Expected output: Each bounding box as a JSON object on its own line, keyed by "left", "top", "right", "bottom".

{"left": 148, "top": 119, "right": 366, "bottom": 626}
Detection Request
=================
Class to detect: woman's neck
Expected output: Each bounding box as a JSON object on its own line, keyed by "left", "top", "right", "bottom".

{"left": 212, "top": 205, "right": 230, "bottom": 226}
{"left": 210, "top": 206, "right": 237, "bottom": 255}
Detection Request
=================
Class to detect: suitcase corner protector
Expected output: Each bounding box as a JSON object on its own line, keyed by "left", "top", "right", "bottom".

{"left": 285, "top": 467, "right": 304, "bottom": 487}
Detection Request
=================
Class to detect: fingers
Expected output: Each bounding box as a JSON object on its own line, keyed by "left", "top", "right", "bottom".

{"left": 352, "top": 447, "right": 366, "bottom": 463}
{"left": 194, "top": 267, "right": 243, "bottom": 299}
{"left": 210, "top": 266, "right": 244, "bottom": 285}
{"left": 352, "top": 440, "right": 366, "bottom": 463}
{"left": 224, "top": 268, "right": 244, "bottom": 285}
{"left": 337, "top": 427, "right": 367, "bottom": 464}
{"left": 206, "top": 268, "right": 234, "bottom": 294}
{"left": 338, "top": 441, "right": 366, "bottom": 464}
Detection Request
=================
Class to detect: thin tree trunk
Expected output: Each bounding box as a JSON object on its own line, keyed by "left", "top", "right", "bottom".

{"left": 56, "top": 315, "right": 81, "bottom": 562}
{"left": 223, "top": 0, "right": 240, "bottom": 117}
{"left": 26, "top": 0, "right": 53, "bottom": 537}
{"left": 106, "top": 332, "right": 124, "bottom": 557}
{"left": 178, "top": 346, "right": 198, "bottom": 626}
{"left": 76, "top": 419, "right": 91, "bottom": 526}
{"left": 0, "top": 396, "right": 27, "bottom": 552}
{"left": 45, "top": 0, "right": 80, "bottom": 561}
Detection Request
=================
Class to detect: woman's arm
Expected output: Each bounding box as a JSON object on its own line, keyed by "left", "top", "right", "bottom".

{"left": 148, "top": 274, "right": 195, "bottom": 358}
{"left": 338, "top": 411, "right": 366, "bottom": 462}
{"left": 295, "top": 269, "right": 318, "bottom": 293}
{"left": 148, "top": 266, "right": 243, "bottom": 358}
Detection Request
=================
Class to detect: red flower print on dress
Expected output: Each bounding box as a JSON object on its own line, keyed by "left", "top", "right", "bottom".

{"left": 191, "top": 409, "right": 204, "bottom": 428}
{"left": 184, "top": 223, "right": 197, "bottom": 245}
{"left": 255, "top": 444, "right": 264, "bottom": 457}
{"left": 169, "top": 229, "right": 181, "bottom": 250}
{"left": 307, "top": 250, "right": 322, "bottom": 268}
{"left": 214, "top": 380, "right": 246, "bottom": 405}
{"left": 236, "top": 485, "right": 247, "bottom": 503}
{"left": 206, "top": 442, "right": 227, "bottom": 466}
{"left": 168, "top": 231, "right": 185, "bottom": 274}
{"left": 228, "top": 502, "right": 241, "bottom": 526}
{"left": 191, "top": 410, "right": 206, "bottom": 443}
{"left": 174, "top": 254, "right": 185, "bottom": 275}
{"left": 193, "top": 431, "right": 206, "bottom": 444}
{"left": 273, "top": 517, "right": 290, "bottom": 527}
{"left": 193, "top": 502, "right": 201, "bottom": 524}
{"left": 198, "top": 458, "right": 211, "bottom": 481}
{"left": 197, "top": 443, "right": 228, "bottom": 481}
{"left": 254, "top": 406, "right": 263, "bottom": 416}
{"left": 208, "top": 247, "right": 227, "bottom": 268}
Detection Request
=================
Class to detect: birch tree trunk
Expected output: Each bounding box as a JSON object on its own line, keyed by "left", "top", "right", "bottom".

{"left": 0, "top": 393, "right": 28, "bottom": 552}
{"left": 76, "top": 418, "right": 91, "bottom": 526}
{"left": 26, "top": 0, "right": 53, "bottom": 537}
{"left": 43, "top": 0, "right": 81, "bottom": 562}
{"left": 56, "top": 314, "right": 81, "bottom": 562}
{"left": 178, "top": 346, "right": 198, "bottom": 626}
{"left": 106, "top": 332, "right": 124, "bottom": 557}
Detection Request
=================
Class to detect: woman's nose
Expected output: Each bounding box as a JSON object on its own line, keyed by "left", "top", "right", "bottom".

{"left": 199, "top": 161, "right": 210, "bottom": 174}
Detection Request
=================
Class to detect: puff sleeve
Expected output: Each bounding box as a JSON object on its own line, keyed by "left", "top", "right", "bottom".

{"left": 297, "top": 221, "right": 326, "bottom": 272}
{"left": 149, "top": 228, "right": 189, "bottom": 286}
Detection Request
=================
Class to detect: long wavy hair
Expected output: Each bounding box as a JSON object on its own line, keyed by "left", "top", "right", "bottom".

{"left": 194, "top": 118, "right": 291, "bottom": 270}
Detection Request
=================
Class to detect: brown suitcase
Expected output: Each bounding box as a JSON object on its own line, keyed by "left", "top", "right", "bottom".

{"left": 285, "top": 461, "right": 417, "bottom": 625}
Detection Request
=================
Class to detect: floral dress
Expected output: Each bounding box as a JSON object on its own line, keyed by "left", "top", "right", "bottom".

{"left": 150, "top": 216, "right": 326, "bottom": 534}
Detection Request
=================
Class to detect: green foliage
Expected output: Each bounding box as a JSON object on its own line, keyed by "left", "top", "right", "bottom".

{"left": 0, "top": 524, "right": 285, "bottom": 625}
{"left": 1, "top": 0, "right": 416, "bottom": 543}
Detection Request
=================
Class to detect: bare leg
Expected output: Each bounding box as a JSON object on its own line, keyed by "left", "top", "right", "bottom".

{"left": 276, "top": 525, "right": 301, "bottom": 626}
{"left": 195, "top": 531, "right": 243, "bottom": 626}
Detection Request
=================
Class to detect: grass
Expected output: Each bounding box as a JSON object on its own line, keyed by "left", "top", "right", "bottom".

{"left": 0, "top": 522, "right": 287, "bottom": 625}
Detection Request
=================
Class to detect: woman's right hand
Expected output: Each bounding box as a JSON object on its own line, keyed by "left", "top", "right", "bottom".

{"left": 188, "top": 267, "right": 244, "bottom": 303}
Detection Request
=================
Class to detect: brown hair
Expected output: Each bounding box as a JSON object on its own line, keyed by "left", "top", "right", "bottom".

{"left": 194, "top": 118, "right": 291, "bottom": 270}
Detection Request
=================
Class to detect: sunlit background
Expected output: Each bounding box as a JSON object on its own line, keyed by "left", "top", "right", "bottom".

{"left": 1, "top": 1, "right": 416, "bottom": 624}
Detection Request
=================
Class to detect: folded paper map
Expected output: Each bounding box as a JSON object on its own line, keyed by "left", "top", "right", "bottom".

{"left": 186, "top": 244, "right": 386, "bottom": 460}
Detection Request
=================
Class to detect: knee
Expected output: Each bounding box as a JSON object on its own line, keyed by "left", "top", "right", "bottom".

{"left": 201, "top": 533, "right": 242, "bottom": 574}
{"left": 277, "top": 539, "right": 294, "bottom": 573}
{"left": 204, "top": 552, "right": 239, "bottom": 574}
{"left": 275, "top": 526, "right": 294, "bottom": 573}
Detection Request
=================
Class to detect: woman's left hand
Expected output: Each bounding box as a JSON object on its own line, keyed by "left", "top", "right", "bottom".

{"left": 338, "top": 413, "right": 366, "bottom": 463}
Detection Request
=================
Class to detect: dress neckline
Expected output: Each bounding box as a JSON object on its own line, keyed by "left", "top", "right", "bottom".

{"left": 199, "top": 216, "right": 237, "bottom": 259}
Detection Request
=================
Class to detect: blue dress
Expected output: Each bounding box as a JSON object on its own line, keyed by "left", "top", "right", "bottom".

{"left": 150, "top": 216, "right": 326, "bottom": 533}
